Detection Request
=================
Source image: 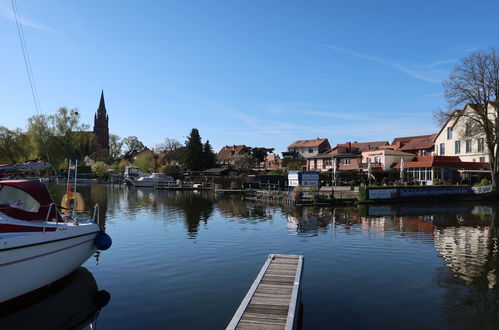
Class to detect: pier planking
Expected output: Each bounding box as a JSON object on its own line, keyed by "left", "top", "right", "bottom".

{"left": 227, "top": 254, "right": 303, "bottom": 330}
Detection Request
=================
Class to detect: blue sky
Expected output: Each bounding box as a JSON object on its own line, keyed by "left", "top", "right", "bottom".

{"left": 1, "top": 0, "right": 498, "bottom": 154}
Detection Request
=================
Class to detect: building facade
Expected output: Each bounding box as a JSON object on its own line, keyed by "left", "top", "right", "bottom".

{"left": 434, "top": 104, "right": 490, "bottom": 163}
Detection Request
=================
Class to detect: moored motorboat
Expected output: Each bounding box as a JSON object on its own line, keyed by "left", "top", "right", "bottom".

{"left": 0, "top": 179, "right": 111, "bottom": 303}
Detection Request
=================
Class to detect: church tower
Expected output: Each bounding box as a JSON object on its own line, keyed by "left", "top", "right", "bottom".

{"left": 93, "top": 90, "right": 109, "bottom": 152}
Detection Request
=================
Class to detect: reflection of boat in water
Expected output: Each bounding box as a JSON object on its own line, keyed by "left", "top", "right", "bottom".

{"left": 0, "top": 267, "right": 110, "bottom": 330}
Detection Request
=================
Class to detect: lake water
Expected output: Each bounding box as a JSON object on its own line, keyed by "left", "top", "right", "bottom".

{"left": 4, "top": 184, "right": 499, "bottom": 329}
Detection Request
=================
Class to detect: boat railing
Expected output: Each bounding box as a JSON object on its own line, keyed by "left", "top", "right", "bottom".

{"left": 46, "top": 203, "right": 56, "bottom": 223}
{"left": 92, "top": 204, "right": 100, "bottom": 224}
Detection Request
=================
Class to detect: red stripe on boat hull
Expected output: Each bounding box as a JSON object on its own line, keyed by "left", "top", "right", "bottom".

{"left": 0, "top": 224, "right": 57, "bottom": 233}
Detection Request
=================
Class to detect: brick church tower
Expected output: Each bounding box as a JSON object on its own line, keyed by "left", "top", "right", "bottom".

{"left": 93, "top": 90, "right": 109, "bottom": 151}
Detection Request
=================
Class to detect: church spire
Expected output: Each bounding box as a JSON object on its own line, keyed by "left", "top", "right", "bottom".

{"left": 98, "top": 90, "right": 106, "bottom": 115}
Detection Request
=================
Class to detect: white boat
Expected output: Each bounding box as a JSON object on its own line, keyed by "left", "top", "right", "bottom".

{"left": 131, "top": 173, "right": 174, "bottom": 188}
{"left": 0, "top": 179, "right": 111, "bottom": 304}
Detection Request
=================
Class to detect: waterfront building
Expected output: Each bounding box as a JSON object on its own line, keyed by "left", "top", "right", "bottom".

{"left": 361, "top": 149, "right": 415, "bottom": 171}
{"left": 391, "top": 155, "right": 489, "bottom": 185}
{"left": 434, "top": 104, "right": 493, "bottom": 163}
{"left": 285, "top": 138, "right": 330, "bottom": 160}
{"left": 217, "top": 145, "right": 247, "bottom": 166}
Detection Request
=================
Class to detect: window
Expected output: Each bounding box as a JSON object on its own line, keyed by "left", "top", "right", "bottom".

{"left": 440, "top": 143, "right": 445, "bottom": 155}
{"left": 465, "top": 122, "right": 472, "bottom": 135}
{"left": 447, "top": 127, "right": 452, "bottom": 140}
{"left": 308, "top": 148, "right": 313, "bottom": 153}
{"left": 466, "top": 139, "right": 472, "bottom": 153}
{"left": 478, "top": 138, "right": 484, "bottom": 152}
{"left": 375, "top": 156, "right": 382, "bottom": 163}
{"left": 343, "top": 158, "right": 350, "bottom": 165}
{"left": 455, "top": 141, "right": 461, "bottom": 154}
{"left": 0, "top": 185, "right": 40, "bottom": 213}
{"left": 480, "top": 157, "right": 486, "bottom": 162}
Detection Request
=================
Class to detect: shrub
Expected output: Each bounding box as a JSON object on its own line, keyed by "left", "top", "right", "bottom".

{"left": 348, "top": 179, "right": 357, "bottom": 186}
{"left": 358, "top": 186, "right": 367, "bottom": 201}
{"left": 433, "top": 178, "right": 444, "bottom": 185}
{"left": 477, "top": 178, "right": 490, "bottom": 186}
{"left": 230, "top": 181, "right": 238, "bottom": 189}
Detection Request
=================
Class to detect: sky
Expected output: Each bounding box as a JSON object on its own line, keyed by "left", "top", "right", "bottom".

{"left": 1, "top": 0, "right": 499, "bottom": 154}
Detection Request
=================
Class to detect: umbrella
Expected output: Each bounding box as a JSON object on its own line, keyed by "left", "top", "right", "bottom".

{"left": 400, "top": 158, "right": 405, "bottom": 181}
{"left": 367, "top": 158, "right": 372, "bottom": 185}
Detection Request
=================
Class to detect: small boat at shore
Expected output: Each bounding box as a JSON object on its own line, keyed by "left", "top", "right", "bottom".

{"left": 0, "top": 179, "right": 112, "bottom": 304}
{"left": 131, "top": 173, "right": 175, "bottom": 188}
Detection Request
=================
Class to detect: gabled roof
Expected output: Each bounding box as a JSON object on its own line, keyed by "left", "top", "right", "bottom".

{"left": 391, "top": 134, "right": 435, "bottom": 147}
{"left": 399, "top": 134, "right": 437, "bottom": 152}
{"left": 288, "top": 138, "right": 329, "bottom": 149}
{"left": 217, "top": 145, "right": 247, "bottom": 161}
{"left": 391, "top": 156, "right": 489, "bottom": 169}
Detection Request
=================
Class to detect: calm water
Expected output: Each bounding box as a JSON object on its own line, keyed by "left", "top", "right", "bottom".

{"left": 5, "top": 184, "right": 499, "bottom": 329}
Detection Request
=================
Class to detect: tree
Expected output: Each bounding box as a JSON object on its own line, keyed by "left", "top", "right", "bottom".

{"left": 51, "top": 107, "right": 91, "bottom": 161}
{"left": 251, "top": 147, "right": 274, "bottom": 164}
{"left": 233, "top": 153, "right": 254, "bottom": 172}
{"left": 0, "top": 126, "right": 30, "bottom": 163}
{"left": 203, "top": 140, "right": 216, "bottom": 169}
{"left": 185, "top": 128, "right": 204, "bottom": 171}
{"left": 109, "top": 134, "right": 124, "bottom": 160}
{"left": 155, "top": 138, "right": 182, "bottom": 165}
{"left": 439, "top": 48, "right": 499, "bottom": 193}
{"left": 123, "top": 136, "right": 145, "bottom": 158}
{"left": 134, "top": 152, "right": 155, "bottom": 172}
{"left": 286, "top": 161, "right": 303, "bottom": 171}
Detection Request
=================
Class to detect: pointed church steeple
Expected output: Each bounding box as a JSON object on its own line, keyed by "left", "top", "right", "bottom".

{"left": 93, "top": 90, "right": 110, "bottom": 151}
{"left": 97, "top": 90, "right": 107, "bottom": 116}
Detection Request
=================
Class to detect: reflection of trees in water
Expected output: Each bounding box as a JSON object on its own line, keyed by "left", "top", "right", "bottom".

{"left": 177, "top": 193, "right": 214, "bottom": 238}
{"left": 216, "top": 195, "right": 273, "bottom": 222}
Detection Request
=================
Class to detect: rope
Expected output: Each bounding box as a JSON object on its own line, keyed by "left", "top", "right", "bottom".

{"left": 11, "top": 0, "right": 54, "bottom": 174}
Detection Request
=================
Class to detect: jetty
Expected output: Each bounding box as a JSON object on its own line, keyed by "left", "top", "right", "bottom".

{"left": 227, "top": 254, "right": 304, "bottom": 330}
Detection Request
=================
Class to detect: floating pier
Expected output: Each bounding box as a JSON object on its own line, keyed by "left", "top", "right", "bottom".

{"left": 227, "top": 254, "right": 304, "bottom": 330}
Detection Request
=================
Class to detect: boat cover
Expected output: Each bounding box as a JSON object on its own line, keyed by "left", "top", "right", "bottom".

{"left": 0, "top": 180, "right": 61, "bottom": 221}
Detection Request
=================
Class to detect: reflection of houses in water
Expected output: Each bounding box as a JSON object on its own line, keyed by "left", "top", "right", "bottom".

{"left": 434, "top": 226, "right": 494, "bottom": 286}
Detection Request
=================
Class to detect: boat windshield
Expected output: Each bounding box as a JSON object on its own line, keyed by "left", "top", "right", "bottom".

{"left": 0, "top": 185, "right": 41, "bottom": 213}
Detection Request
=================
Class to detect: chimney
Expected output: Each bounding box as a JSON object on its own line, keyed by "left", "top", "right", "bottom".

{"left": 346, "top": 142, "right": 351, "bottom": 152}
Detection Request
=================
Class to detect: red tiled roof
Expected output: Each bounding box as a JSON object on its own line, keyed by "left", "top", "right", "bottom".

{"left": 337, "top": 141, "right": 389, "bottom": 151}
{"left": 217, "top": 145, "right": 247, "bottom": 161}
{"left": 391, "top": 156, "right": 489, "bottom": 169}
{"left": 399, "top": 134, "right": 437, "bottom": 152}
{"left": 391, "top": 134, "right": 435, "bottom": 147}
{"left": 288, "top": 138, "right": 329, "bottom": 149}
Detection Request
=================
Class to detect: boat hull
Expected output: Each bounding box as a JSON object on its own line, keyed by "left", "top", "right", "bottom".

{"left": 0, "top": 229, "right": 99, "bottom": 303}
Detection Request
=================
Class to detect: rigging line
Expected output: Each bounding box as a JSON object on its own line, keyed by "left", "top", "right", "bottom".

{"left": 11, "top": 0, "right": 55, "bottom": 174}
{"left": 11, "top": 0, "right": 39, "bottom": 115}
{"left": 13, "top": 0, "right": 42, "bottom": 114}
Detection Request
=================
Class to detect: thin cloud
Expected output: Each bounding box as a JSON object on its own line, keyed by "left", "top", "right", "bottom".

{"left": 0, "top": 2, "right": 56, "bottom": 32}
{"left": 323, "top": 44, "right": 453, "bottom": 84}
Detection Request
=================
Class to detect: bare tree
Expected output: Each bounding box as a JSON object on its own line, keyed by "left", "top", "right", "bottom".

{"left": 439, "top": 48, "right": 499, "bottom": 193}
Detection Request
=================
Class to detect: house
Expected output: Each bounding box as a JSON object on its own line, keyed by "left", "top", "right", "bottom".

{"left": 286, "top": 138, "right": 331, "bottom": 160}
{"left": 391, "top": 155, "right": 489, "bottom": 185}
{"left": 263, "top": 153, "right": 282, "bottom": 170}
{"left": 361, "top": 149, "right": 416, "bottom": 171}
{"left": 434, "top": 104, "right": 494, "bottom": 163}
{"left": 217, "top": 145, "right": 247, "bottom": 166}
{"left": 306, "top": 140, "right": 389, "bottom": 172}
{"left": 390, "top": 134, "right": 437, "bottom": 156}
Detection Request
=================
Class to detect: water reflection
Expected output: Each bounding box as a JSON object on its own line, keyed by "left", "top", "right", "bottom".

{"left": 0, "top": 267, "right": 110, "bottom": 330}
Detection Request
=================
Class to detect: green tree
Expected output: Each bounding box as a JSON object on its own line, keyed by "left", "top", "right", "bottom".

{"left": 109, "top": 134, "right": 124, "bottom": 160}
{"left": 134, "top": 152, "right": 155, "bottom": 172}
{"left": 92, "top": 161, "right": 110, "bottom": 179}
{"left": 51, "top": 107, "right": 91, "bottom": 161}
{"left": 286, "top": 161, "right": 303, "bottom": 171}
{"left": 123, "top": 136, "right": 145, "bottom": 156}
{"left": 185, "top": 128, "right": 204, "bottom": 171}
{"left": 203, "top": 140, "right": 216, "bottom": 169}
{"left": 0, "top": 126, "right": 30, "bottom": 163}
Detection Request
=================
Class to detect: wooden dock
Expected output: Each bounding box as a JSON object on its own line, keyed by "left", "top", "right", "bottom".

{"left": 227, "top": 254, "right": 304, "bottom": 330}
